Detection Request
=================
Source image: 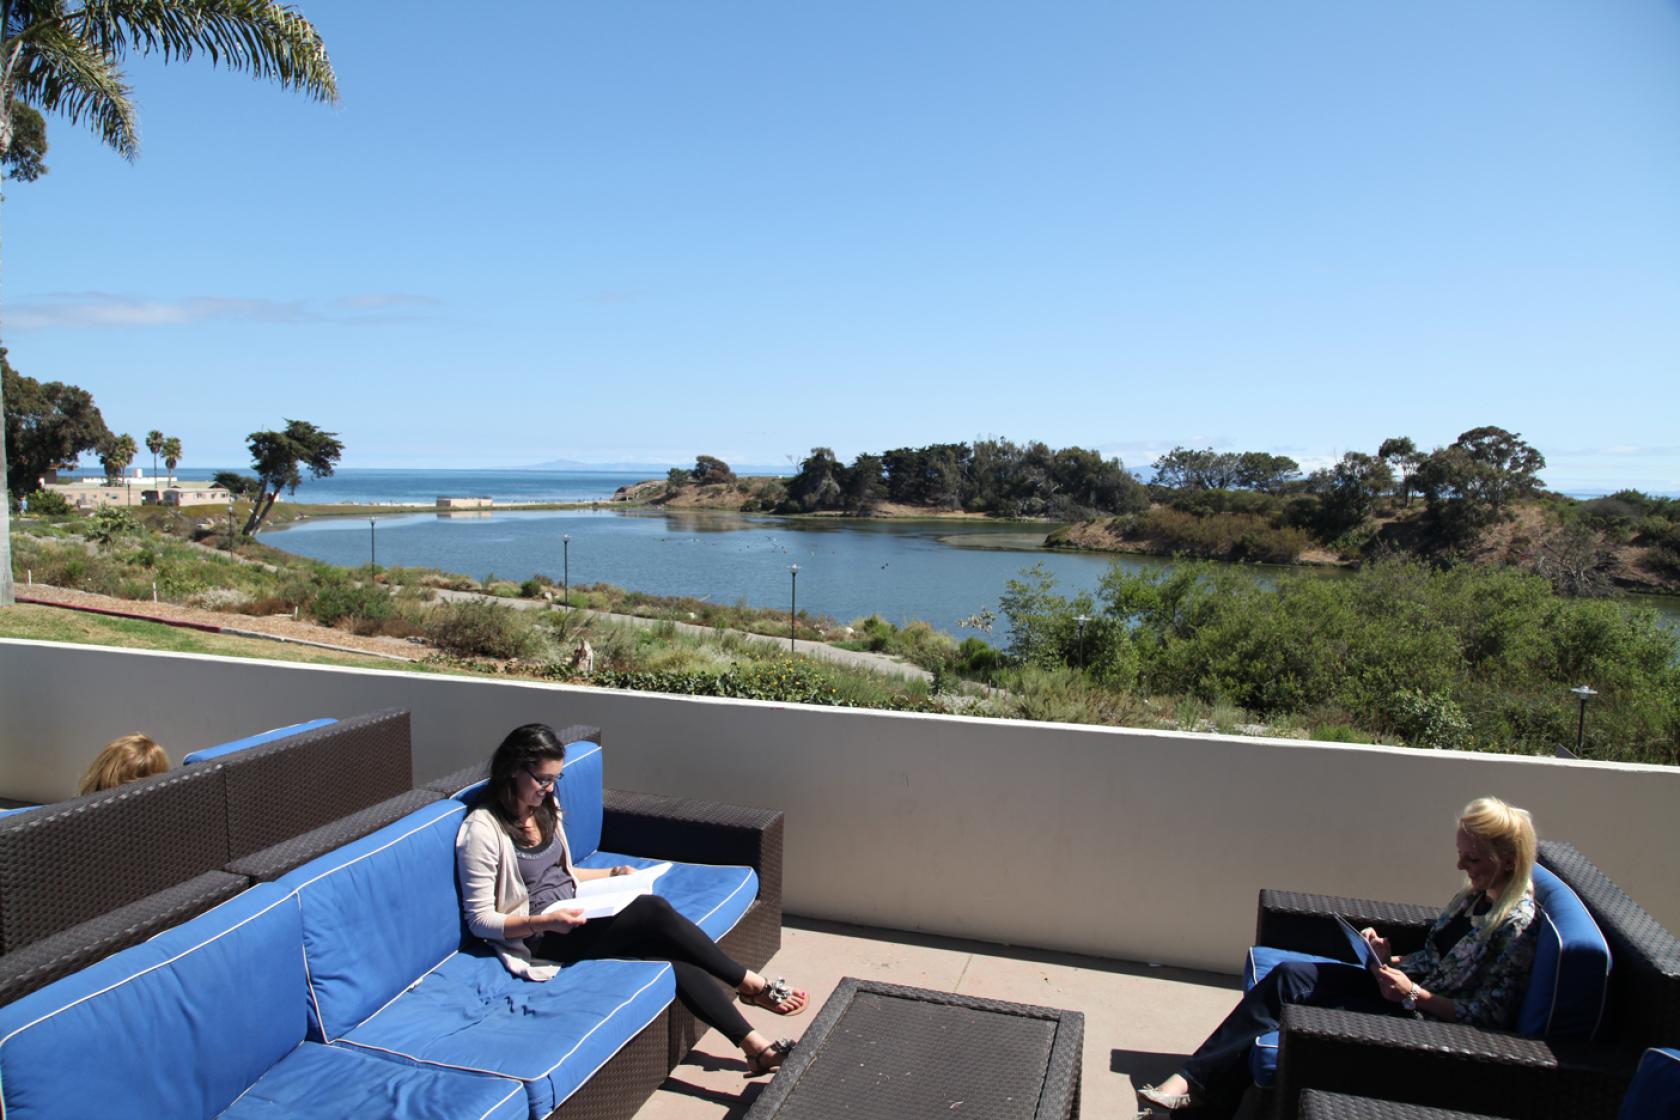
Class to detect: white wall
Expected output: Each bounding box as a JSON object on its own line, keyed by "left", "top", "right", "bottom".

{"left": 4, "top": 638, "right": 1676, "bottom": 972}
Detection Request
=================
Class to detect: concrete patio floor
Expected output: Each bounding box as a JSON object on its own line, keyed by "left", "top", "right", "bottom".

{"left": 639, "top": 917, "right": 1253, "bottom": 1119}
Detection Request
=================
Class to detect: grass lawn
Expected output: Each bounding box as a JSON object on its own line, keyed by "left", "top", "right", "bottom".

{"left": 0, "top": 604, "right": 440, "bottom": 674}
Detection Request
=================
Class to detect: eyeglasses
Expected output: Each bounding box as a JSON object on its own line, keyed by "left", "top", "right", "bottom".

{"left": 524, "top": 766, "right": 561, "bottom": 791}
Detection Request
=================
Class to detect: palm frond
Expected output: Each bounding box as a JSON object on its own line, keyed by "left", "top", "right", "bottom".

{"left": 70, "top": 0, "right": 336, "bottom": 103}
{"left": 9, "top": 20, "right": 136, "bottom": 157}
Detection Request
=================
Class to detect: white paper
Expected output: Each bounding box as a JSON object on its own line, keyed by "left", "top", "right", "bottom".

{"left": 541, "top": 862, "right": 672, "bottom": 921}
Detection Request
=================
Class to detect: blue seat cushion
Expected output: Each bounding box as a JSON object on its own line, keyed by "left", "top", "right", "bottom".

{"left": 275, "top": 799, "right": 470, "bottom": 1042}
{"left": 1244, "top": 947, "right": 1346, "bottom": 1089}
{"left": 581, "top": 851, "right": 759, "bottom": 941}
{"left": 182, "top": 718, "right": 337, "bottom": 765}
{"left": 335, "top": 949, "right": 673, "bottom": 1120}
{"left": 1620, "top": 1048, "right": 1680, "bottom": 1120}
{"left": 0, "top": 883, "right": 304, "bottom": 1119}
{"left": 222, "top": 1041, "right": 527, "bottom": 1120}
{"left": 1518, "top": 865, "right": 1611, "bottom": 1040}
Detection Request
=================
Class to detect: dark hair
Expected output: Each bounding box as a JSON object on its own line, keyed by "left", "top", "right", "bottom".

{"left": 488, "top": 723, "right": 567, "bottom": 844}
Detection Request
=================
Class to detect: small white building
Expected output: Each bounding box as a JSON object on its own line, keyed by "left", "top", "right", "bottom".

{"left": 437, "top": 496, "right": 493, "bottom": 510}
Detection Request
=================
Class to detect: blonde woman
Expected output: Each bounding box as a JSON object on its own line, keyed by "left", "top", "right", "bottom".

{"left": 78, "top": 733, "right": 170, "bottom": 795}
{"left": 1139, "top": 797, "right": 1540, "bottom": 1115}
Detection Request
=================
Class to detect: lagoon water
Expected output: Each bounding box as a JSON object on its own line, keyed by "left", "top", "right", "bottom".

{"left": 265, "top": 507, "right": 1175, "bottom": 635}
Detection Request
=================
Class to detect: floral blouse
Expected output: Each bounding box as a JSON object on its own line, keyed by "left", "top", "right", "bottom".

{"left": 1398, "top": 887, "right": 1538, "bottom": 1030}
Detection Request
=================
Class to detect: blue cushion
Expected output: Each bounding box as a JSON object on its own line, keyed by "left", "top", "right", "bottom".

{"left": 275, "top": 800, "right": 469, "bottom": 1042}
{"left": 0, "top": 806, "right": 34, "bottom": 818}
{"left": 581, "top": 850, "right": 758, "bottom": 942}
{"left": 1620, "top": 1047, "right": 1680, "bottom": 1120}
{"left": 223, "top": 1040, "right": 527, "bottom": 1120}
{"left": 0, "top": 883, "right": 303, "bottom": 1119}
{"left": 555, "top": 739, "right": 604, "bottom": 860}
{"left": 1244, "top": 947, "right": 1345, "bottom": 1088}
{"left": 1517, "top": 865, "right": 1611, "bottom": 1040}
{"left": 335, "top": 950, "right": 673, "bottom": 1120}
{"left": 182, "top": 717, "right": 337, "bottom": 765}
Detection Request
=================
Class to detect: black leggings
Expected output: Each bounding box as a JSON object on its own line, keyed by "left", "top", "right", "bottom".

{"left": 532, "top": 893, "right": 755, "bottom": 1045}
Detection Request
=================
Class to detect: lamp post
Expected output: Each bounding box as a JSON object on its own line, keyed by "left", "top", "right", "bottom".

{"left": 789, "top": 564, "right": 799, "bottom": 652}
{"left": 369, "top": 518, "right": 377, "bottom": 579}
{"left": 1570, "top": 685, "right": 1597, "bottom": 757}
{"left": 562, "top": 535, "right": 570, "bottom": 607}
{"left": 1074, "top": 614, "right": 1091, "bottom": 669}
{"left": 226, "top": 502, "right": 236, "bottom": 551}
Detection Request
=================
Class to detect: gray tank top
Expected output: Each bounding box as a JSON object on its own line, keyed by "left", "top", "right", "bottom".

{"left": 514, "top": 827, "right": 577, "bottom": 915}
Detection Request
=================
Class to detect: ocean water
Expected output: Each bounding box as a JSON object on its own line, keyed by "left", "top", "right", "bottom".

{"left": 65, "top": 467, "right": 653, "bottom": 506}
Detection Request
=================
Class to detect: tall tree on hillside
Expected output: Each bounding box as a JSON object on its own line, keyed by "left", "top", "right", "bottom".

{"left": 1378, "top": 436, "right": 1421, "bottom": 505}
{"left": 161, "top": 434, "right": 181, "bottom": 486}
{"left": 243, "top": 419, "right": 342, "bottom": 534}
{"left": 0, "top": 2, "right": 338, "bottom": 606}
{"left": 98, "top": 431, "right": 136, "bottom": 484}
{"left": 144, "top": 429, "right": 164, "bottom": 487}
{"left": 3, "top": 350, "right": 111, "bottom": 496}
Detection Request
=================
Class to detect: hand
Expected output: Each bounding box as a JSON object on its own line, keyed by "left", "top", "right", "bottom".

{"left": 1360, "top": 927, "right": 1394, "bottom": 963}
{"left": 1373, "top": 965, "right": 1414, "bottom": 1004}
{"left": 610, "top": 865, "right": 635, "bottom": 877}
{"left": 545, "top": 906, "right": 586, "bottom": 929}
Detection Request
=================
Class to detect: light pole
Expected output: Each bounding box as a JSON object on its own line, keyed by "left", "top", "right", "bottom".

{"left": 562, "top": 534, "right": 571, "bottom": 607}
{"left": 226, "top": 502, "right": 236, "bottom": 551}
{"left": 1570, "top": 685, "right": 1597, "bottom": 757}
{"left": 1074, "top": 614, "right": 1091, "bottom": 669}
{"left": 789, "top": 564, "right": 799, "bottom": 652}
{"left": 369, "top": 518, "right": 377, "bottom": 579}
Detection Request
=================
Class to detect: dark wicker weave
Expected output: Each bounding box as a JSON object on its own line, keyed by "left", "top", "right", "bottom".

{"left": 0, "top": 869, "right": 246, "bottom": 1006}
{"left": 421, "top": 724, "right": 601, "bottom": 797}
{"left": 1256, "top": 843, "right": 1678, "bottom": 1120}
{"left": 225, "top": 789, "right": 442, "bottom": 882}
{"left": 1298, "top": 1090, "right": 1498, "bottom": 1120}
{"left": 548, "top": 1009, "right": 672, "bottom": 1120}
{"left": 223, "top": 708, "right": 415, "bottom": 858}
{"left": 0, "top": 762, "right": 229, "bottom": 951}
{"left": 1256, "top": 890, "right": 1438, "bottom": 961}
{"left": 1539, "top": 841, "right": 1680, "bottom": 1048}
{"left": 744, "top": 978, "right": 1083, "bottom": 1120}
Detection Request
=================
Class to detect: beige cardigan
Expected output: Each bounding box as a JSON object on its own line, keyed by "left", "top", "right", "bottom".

{"left": 455, "top": 797, "right": 578, "bottom": 981}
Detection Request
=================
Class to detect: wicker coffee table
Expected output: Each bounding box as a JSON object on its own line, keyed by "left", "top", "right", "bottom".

{"left": 743, "top": 977, "right": 1083, "bottom": 1120}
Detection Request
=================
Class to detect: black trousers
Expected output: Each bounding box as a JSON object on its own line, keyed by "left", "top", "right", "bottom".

{"left": 533, "top": 893, "right": 755, "bottom": 1045}
{"left": 1181, "top": 959, "right": 1402, "bottom": 1112}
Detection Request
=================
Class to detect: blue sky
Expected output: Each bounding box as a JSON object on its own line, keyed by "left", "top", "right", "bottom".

{"left": 5, "top": 0, "right": 1678, "bottom": 491}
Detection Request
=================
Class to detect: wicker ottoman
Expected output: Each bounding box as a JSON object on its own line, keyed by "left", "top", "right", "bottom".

{"left": 744, "top": 977, "right": 1083, "bottom": 1120}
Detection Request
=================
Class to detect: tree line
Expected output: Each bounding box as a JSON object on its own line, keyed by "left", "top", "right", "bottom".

{"left": 3, "top": 353, "right": 341, "bottom": 535}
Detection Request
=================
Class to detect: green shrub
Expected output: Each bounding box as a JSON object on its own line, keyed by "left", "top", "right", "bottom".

{"left": 1386, "top": 688, "right": 1473, "bottom": 750}
{"left": 87, "top": 506, "right": 139, "bottom": 544}
{"left": 310, "top": 581, "right": 394, "bottom": 633}
{"left": 425, "top": 599, "right": 539, "bottom": 659}
{"left": 24, "top": 490, "right": 71, "bottom": 515}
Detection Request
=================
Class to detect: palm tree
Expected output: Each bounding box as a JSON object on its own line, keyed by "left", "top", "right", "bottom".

{"left": 145, "top": 428, "right": 164, "bottom": 491}
{"left": 161, "top": 434, "right": 181, "bottom": 486}
{"left": 0, "top": 2, "right": 337, "bottom": 606}
{"left": 99, "top": 431, "right": 137, "bottom": 503}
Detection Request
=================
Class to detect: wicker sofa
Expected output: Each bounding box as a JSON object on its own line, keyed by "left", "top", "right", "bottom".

{"left": 1252, "top": 841, "right": 1680, "bottom": 1119}
{"left": 0, "top": 708, "right": 431, "bottom": 1006}
{"left": 0, "top": 725, "right": 785, "bottom": 1120}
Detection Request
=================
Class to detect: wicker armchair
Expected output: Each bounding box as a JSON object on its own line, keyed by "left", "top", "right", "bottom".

{"left": 1256, "top": 841, "right": 1680, "bottom": 1120}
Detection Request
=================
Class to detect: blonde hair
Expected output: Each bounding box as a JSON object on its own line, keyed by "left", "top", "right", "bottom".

{"left": 1458, "top": 796, "right": 1537, "bottom": 935}
{"left": 78, "top": 733, "right": 171, "bottom": 795}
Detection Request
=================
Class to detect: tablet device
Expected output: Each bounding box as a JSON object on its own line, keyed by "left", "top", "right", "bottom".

{"left": 1334, "top": 914, "right": 1384, "bottom": 973}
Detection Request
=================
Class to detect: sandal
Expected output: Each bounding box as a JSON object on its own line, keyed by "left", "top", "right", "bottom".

{"left": 738, "top": 975, "right": 808, "bottom": 1016}
{"left": 744, "top": 1037, "right": 795, "bottom": 1078}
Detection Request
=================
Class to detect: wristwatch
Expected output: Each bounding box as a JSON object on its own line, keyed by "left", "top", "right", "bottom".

{"left": 1403, "top": 983, "right": 1425, "bottom": 1012}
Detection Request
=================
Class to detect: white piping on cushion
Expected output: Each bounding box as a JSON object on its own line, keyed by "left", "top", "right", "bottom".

{"left": 1534, "top": 898, "right": 1612, "bottom": 1039}
{"left": 288, "top": 801, "right": 465, "bottom": 894}
{"left": 541, "top": 966, "right": 674, "bottom": 1107}
{"left": 353, "top": 950, "right": 460, "bottom": 1034}
{"left": 695, "top": 867, "right": 754, "bottom": 937}
{"left": 477, "top": 1079, "right": 529, "bottom": 1120}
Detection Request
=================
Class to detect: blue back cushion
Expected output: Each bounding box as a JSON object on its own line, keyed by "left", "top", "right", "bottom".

{"left": 1517, "top": 864, "right": 1612, "bottom": 1040}
{"left": 556, "top": 738, "right": 604, "bottom": 860}
{"left": 0, "top": 884, "right": 303, "bottom": 1119}
{"left": 276, "top": 800, "right": 468, "bottom": 1041}
{"left": 1620, "top": 1048, "right": 1680, "bottom": 1120}
{"left": 182, "top": 717, "right": 337, "bottom": 765}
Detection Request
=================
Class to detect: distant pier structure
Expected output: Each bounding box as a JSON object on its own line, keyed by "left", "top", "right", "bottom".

{"left": 436, "top": 496, "right": 493, "bottom": 510}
